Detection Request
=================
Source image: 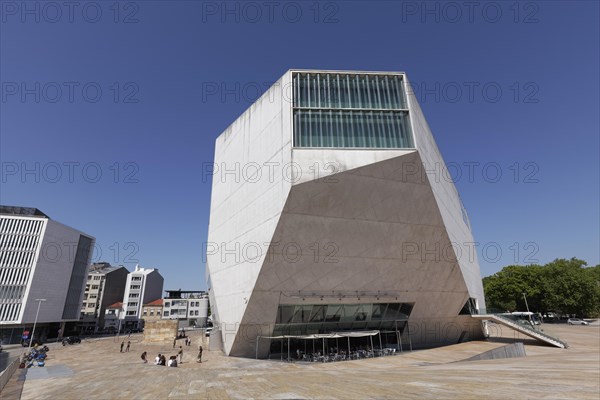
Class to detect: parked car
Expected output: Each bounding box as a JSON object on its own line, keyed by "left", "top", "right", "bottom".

{"left": 567, "top": 318, "right": 589, "bottom": 325}
{"left": 62, "top": 336, "right": 82, "bottom": 345}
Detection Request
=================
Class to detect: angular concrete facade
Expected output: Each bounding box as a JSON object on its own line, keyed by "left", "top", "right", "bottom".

{"left": 206, "top": 70, "right": 485, "bottom": 358}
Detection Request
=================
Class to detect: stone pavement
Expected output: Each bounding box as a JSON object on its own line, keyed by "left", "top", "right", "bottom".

{"left": 2, "top": 323, "right": 599, "bottom": 399}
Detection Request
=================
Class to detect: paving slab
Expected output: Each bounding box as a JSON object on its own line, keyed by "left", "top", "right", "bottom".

{"left": 7, "top": 323, "right": 599, "bottom": 399}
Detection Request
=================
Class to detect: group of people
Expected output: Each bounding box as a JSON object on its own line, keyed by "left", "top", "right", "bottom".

{"left": 120, "top": 332, "right": 205, "bottom": 367}
{"left": 173, "top": 337, "right": 193, "bottom": 348}
{"left": 151, "top": 353, "right": 180, "bottom": 367}
{"left": 139, "top": 345, "right": 203, "bottom": 367}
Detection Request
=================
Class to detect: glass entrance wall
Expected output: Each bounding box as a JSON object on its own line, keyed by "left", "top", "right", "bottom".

{"left": 292, "top": 72, "right": 414, "bottom": 149}
{"left": 273, "top": 302, "right": 413, "bottom": 337}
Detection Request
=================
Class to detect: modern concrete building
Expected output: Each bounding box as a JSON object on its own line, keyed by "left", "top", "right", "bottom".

{"left": 79, "top": 262, "right": 129, "bottom": 332}
{"left": 0, "top": 206, "right": 94, "bottom": 344}
{"left": 162, "top": 290, "right": 209, "bottom": 328}
{"left": 120, "top": 265, "right": 163, "bottom": 330}
{"left": 206, "top": 70, "right": 486, "bottom": 358}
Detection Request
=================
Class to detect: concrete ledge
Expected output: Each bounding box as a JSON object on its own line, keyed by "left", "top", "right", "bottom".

{"left": 0, "top": 355, "right": 20, "bottom": 393}
{"left": 460, "top": 342, "right": 526, "bottom": 362}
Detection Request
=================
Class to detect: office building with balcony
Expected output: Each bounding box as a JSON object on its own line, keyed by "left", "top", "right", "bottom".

{"left": 206, "top": 70, "right": 486, "bottom": 358}
{"left": 0, "top": 206, "right": 94, "bottom": 344}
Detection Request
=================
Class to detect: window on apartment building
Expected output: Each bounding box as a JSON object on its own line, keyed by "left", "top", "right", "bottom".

{"left": 164, "top": 311, "right": 169, "bottom": 317}
{"left": 164, "top": 302, "right": 170, "bottom": 307}
{"left": 81, "top": 303, "right": 86, "bottom": 308}
{"left": 91, "top": 285, "right": 99, "bottom": 290}
{"left": 130, "top": 293, "right": 139, "bottom": 298}
{"left": 89, "top": 295, "right": 97, "bottom": 299}
{"left": 150, "top": 310, "right": 154, "bottom": 316}
{"left": 130, "top": 285, "right": 140, "bottom": 290}
{"left": 126, "top": 311, "right": 136, "bottom": 316}
{"left": 128, "top": 302, "right": 138, "bottom": 307}
{"left": 157, "top": 310, "right": 161, "bottom": 315}
{"left": 131, "top": 276, "right": 142, "bottom": 281}
{"left": 93, "top": 276, "right": 101, "bottom": 280}
{"left": 143, "top": 310, "right": 147, "bottom": 315}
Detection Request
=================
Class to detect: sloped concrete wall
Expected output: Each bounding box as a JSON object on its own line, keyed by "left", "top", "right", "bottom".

{"left": 461, "top": 342, "right": 526, "bottom": 362}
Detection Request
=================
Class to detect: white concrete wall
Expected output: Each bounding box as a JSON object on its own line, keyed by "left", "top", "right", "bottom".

{"left": 207, "top": 71, "right": 293, "bottom": 354}
{"left": 405, "top": 78, "right": 486, "bottom": 309}
{"left": 208, "top": 70, "right": 486, "bottom": 357}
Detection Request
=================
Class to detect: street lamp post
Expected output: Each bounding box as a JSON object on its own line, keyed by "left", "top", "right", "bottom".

{"left": 522, "top": 293, "right": 530, "bottom": 313}
{"left": 117, "top": 307, "right": 124, "bottom": 340}
{"left": 28, "top": 299, "right": 46, "bottom": 353}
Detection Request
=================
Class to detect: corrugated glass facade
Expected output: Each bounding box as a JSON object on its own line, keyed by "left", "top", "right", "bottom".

{"left": 293, "top": 72, "right": 414, "bottom": 148}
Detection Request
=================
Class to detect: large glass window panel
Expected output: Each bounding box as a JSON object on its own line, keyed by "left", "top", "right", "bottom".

{"left": 355, "top": 304, "right": 370, "bottom": 321}
{"left": 292, "top": 305, "right": 312, "bottom": 323}
{"left": 325, "top": 305, "right": 342, "bottom": 322}
{"left": 341, "top": 304, "right": 359, "bottom": 322}
{"left": 310, "top": 305, "right": 326, "bottom": 322}
{"left": 371, "top": 304, "right": 385, "bottom": 320}
{"left": 293, "top": 110, "right": 412, "bottom": 149}
{"left": 384, "top": 303, "right": 401, "bottom": 320}
{"left": 295, "top": 72, "right": 407, "bottom": 110}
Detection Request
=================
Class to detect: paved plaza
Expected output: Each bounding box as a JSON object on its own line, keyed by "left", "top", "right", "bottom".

{"left": 2, "top": 323, "right": 599, "bottom": 399}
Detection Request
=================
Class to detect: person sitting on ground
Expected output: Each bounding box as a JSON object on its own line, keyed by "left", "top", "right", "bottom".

{"left": 167, "top": 355, "right": 178, "bottom": 367}
{"left": 160, "top": 354, "right": 167, "bottom": 366}
{"left": 141, "top": 351, "right": 147, "bottom": 363}
{"left": 155, "top": 353, "right": 161, "bottom": 365}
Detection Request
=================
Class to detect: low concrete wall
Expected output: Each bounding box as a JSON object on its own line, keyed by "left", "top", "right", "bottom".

{"left": 0, "top": 355, "right": 20, "bottom": 393}
{"left": 461, "top": 342, "right": 526, "bottom": 362}
{"left": 142, "top": 320, "right": 178, "bottom": 343}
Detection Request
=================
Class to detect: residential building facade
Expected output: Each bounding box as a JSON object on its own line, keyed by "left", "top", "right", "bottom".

{"left": 142, "top": 298, "right": 163, "bottom": 323}
{"left": 120, "top": 265, "right": 163, "bottom": 330}
{"left": 79, "top": 262, "right": 129, "bottom": 332}
{"left": 162, "top": 290, "right": 209, "bottom": 328}
{"left": 104, "top": 301, "right": 122, "bottom": 333}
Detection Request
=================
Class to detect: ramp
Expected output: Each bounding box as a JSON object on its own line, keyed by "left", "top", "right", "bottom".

{"left": 472, "top": 314, "right": 568, "bottom": 349}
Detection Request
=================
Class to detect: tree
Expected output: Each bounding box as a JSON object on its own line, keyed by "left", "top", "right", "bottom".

{"left": 483, "top": 258, "right": 600, "bottom": 317}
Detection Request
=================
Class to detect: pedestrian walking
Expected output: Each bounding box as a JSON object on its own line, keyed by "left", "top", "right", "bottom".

{"left": 197, "top": 345, "right": 203, "bottom": 363}
{"left": 141, "top": 351, "right": 147, "bottom": 363}
{"left": 173, "top": 338, "right": 176, "bottom": 348}
{"left": 177, "top": 346, "right": 183, "bottom": 363}
{"left": 126, "top": 341, "right": 131, "bottom": 352}
{"left": 120, "top": 340, "right": 124, "bottom": 352}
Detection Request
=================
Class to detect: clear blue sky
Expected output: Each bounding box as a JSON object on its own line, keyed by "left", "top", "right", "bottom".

{"left": 1, "top": 1, "right": 598, "bottom": 290}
